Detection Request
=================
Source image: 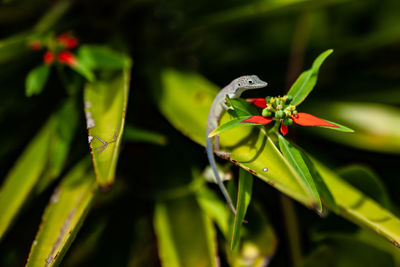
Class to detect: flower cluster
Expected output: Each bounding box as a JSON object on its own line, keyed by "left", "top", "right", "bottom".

{"left": 28, "top": 33, "right": 78, "bottom": 67}
{"left": 243, "top": 95, "right": 338, "bottom": 135}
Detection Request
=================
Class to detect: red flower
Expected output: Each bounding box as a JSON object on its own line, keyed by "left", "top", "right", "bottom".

{"left": 56, "top": 33, "right": 78, "bottom": 49}
{"left": 43, "top": 51, "right": 54, "bottom": 65}
{"left": 247, "top": 98, "right": 267, "bottom": 108}
{"left": 57, "top": 51, "right": 77, "bottom": 66}
{"left": 243, "top": 98, "right": 338, "bottom": 136}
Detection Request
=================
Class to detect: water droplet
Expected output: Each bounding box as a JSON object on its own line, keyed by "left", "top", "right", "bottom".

{"left": 263, "top": 168, "right": 268, "bottom": 172}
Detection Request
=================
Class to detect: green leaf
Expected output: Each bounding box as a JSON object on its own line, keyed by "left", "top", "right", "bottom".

{"left": 0, "top": 116, "right": 55, "bottom": 241}
{"left": 197, "top": 187, "right": 277, "bottom": 266}
{"left": 300, "top": 149, "right": 338, "bottom": 213}
{"left": 229, "top": 203, "right": 278, "bottom": 267}
{"left": 36, "top": 99, "right": 79, "bottom": 192}
{"left": 304, "top": 102, "right": 400, "bottom": 154}
{"left": 123, "top": 125, "right": 167, "bottom": 146}
{"left": 231, "top": 168, "right": 253, "bottom": 250}
{"left": 318, "top": 119, "right": 354, "bottom": 133}
{"left": 154, "top": 195, "right": 217, "bottom": 267}
{"left": 77, "top": 45, "right": 132, "bottom": 70}
{"left": 313, "top": 159, "right": 400, "bottom": 247}
{"left": 197, "top": 187, "right": 230, "bottom": 237}
{"left": 288, "top": 49, "right": 333, "bottom": 106}
{"left": 25, "top": 64, "right": 51, "bottom": 97}
{"left": 0, "top": 100, "right": 77, "bottom": 241}
{"left": 278, "top": 135, "right": 322, "bottom": 213}
{"left": 338, "top": 165, "right": 390, "bottom": 209}
{"left": 84, "top": 68, "right": 131, "bottom": 188}
{"left": 226, "top": 97, "right": 259, "bottom": 117}
{"left": 71, "top": 60, "right": 95, "bottom": 82}
{"left": 26, "top": 158, "right": 97, "bottom": 267}
{"left": 208, "top": 116, "right": 256, "bottom": 138}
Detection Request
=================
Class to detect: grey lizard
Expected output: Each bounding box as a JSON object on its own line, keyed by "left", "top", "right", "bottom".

{"left": 206, "top": 75, "right": 268, "bottom": 214}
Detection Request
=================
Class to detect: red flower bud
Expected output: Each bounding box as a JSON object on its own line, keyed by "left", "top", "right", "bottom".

{"left": 56, "top": 33, "right": 78, "bottom": 49}
{"left": 280, "top": 124, "right": 288, "bottom": 135}
{"left": 57, "top": 51, "right": 78, "bottom": 66}
{"left": 43, "top": 51, "right": 54, "bottom": 65}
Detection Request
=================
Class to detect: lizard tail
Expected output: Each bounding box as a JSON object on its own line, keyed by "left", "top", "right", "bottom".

{"left": 206, "top": 138, "right": 237, "bottom": 215}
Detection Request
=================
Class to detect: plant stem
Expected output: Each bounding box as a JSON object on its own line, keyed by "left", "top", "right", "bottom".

{"left": 281, "top": 194, "right": 302, "bottom": 267}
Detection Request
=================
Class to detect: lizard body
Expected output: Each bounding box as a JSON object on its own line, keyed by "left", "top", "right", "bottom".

{"left": 206, "top": 75, "right": 268, "bottom": 213}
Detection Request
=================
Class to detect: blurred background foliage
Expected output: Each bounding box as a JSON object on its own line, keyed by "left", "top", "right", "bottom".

{"left": 0, "top": 0, "right": 399, "bottom": 266}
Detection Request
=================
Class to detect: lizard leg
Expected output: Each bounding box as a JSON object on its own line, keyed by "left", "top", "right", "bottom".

{"left": 214, "top": 135, "right": 231, "bottom": 160}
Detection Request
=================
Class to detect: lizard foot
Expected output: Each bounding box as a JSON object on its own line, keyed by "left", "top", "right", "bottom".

{"left": 215, "top": 151, "right": 231, "bottom": 160}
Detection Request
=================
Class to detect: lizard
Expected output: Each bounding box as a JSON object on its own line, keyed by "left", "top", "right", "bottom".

{"left": 206, "top": 75, "right": 268, "bottom": 214}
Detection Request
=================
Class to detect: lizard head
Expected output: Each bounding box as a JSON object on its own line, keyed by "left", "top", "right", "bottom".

{"left": 232, "top": 75, "right": 268, "bottom": 90}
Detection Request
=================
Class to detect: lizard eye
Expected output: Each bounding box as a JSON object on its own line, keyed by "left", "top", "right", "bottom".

{"left": 248, "top": 80, "right": 253, "bottom": 84}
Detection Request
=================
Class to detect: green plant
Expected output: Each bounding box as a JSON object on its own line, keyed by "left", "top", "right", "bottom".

{"left": 1, "top": 0, "right": 400, "bottom": 266}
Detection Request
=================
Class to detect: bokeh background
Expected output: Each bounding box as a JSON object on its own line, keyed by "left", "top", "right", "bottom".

{"left": 0, "top": 0, "right": 399, "bottom": 266}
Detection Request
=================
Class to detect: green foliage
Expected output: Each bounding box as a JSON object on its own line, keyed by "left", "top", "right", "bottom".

{"left": 231, "top": 168, "right": 253, "bottom": 250}
{"left": 288, "top": 49, "right": 333, "bottom": 106}
{"left": 84, "top": 68, "right": 131, "bottom": 187}
{"left": 1, "top": 0, "right": 400, "bottom": 266}
{"left": 279, "top": 134, "right": 322, "bottom": 213}
{"left": 26, "top": 158, "right": 97, "bottom": 267}
{"left": 154, "top": 195, "right": 217, "bottom": 267}
{"left": 25, "top": 65, "right": 51, "bottom": 96}
{"left": 77, "top": 45, "right": 132, "bottom": 70}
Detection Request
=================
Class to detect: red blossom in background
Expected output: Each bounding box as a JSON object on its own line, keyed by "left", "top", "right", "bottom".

{"left": 28, "top": 33, "right": 79, "bottom": 66}
{"left": 57, "top": 51, "right": 77, "bottom": 66}
{"left": 56, "top": 33, "right": 79, "bottom": 49}
{"left": 242, "top": 97, "right": 338, "bottom": 136}
{"left": 43, "top": 51, "right": 54, "bottom": 65}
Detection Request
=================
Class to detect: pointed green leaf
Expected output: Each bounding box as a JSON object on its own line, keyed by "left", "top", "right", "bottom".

{"left": 226, "top": 97, "right": 259, "bottom": 117}
{"left": 304, "top": 102, "right": 400, "bottom": 154}
{"left": 25, "top": 65, "right": 51, "bottom": 97}
{"left": 197, "top": 187, "right": 230, "bottom": 237}
{"left": 0, "top": 117, "right": 55, "bottom": 241}
{"left": 208, "top": 116, "right": 255, "bottom": 138}
{"left": 318, "top": 119, "right": 354, "bottom": 133}
{"left": 278, "top": 135, "right": 322, "bottom": 213}
{"left": 84, "top": 67, "right": 131, "bottom": 188}
{"left": 300, "top": 150, "right": 338, "bottom": 213}
{"left": 231, "top": 168, "right": 253, "bottom": 250}
{"left": 288, "top": 49, "right": 333, "bottom": 106}
{"left": 77, "top": 45, "right": 132, "bottom": 70}
{"left": 0, "top": 99, "right": 78, "bottom": 241}
{"left": 154, "top": 195, "right": 217, "bottom": 267}
{"left": 26, "top": 158, "right": 97, "bottom": 267}
{"left": 36, "top": 99, "right": 79, "bottom": 192}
